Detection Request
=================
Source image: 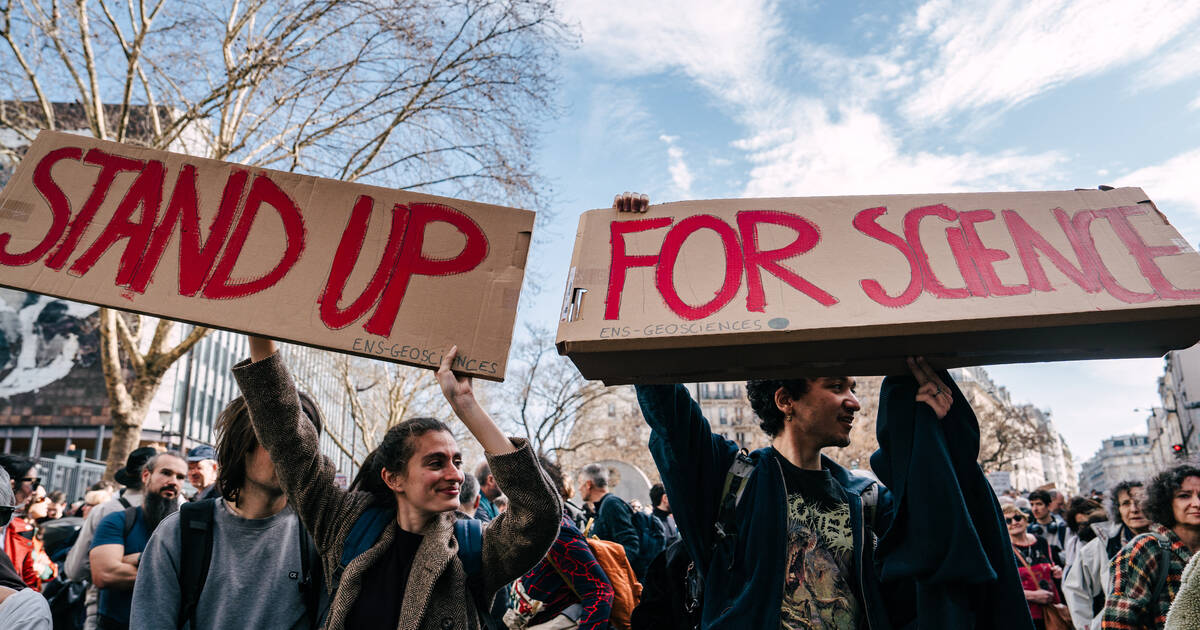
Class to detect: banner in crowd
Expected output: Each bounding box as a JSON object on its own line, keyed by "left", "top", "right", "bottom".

{"left": 557, "top": 188, "right": 1200, "bottom": 383}
{"left": 0, "top": 131, "right": 534, "bottom": 380}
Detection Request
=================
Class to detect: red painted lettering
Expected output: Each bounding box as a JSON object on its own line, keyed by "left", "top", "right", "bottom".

{"left": 1094, "top": 206, "right": 1200, "bottom": 300}
{"left": 202, "top": 174, "right": 306, "bottom": 299}
{"left": 956, "top": 209, "right": 1030, "bottom": 297}
{"left": 363, "top": 202, "right": 488, "bottom": 337}
{"left": 902, "top": 204, "right": 970, "bottom": 299}
{"left": 604, "top": 217, "right": 672, "bottom": 320}
{"left": 656, "top": 214, "right": 743, "bottom": 320}
{"left": 853, "top": 206, "right": 922, "bottom": 308}
{"left": 67, "top": 160, "right": 165, "bottom": 283}
{"left": 319, "top": 196, "right": 411, "bottom": 329}
{"left": 45, "top": 149, "right": 144, "bottom": 270}
{"left": 1001, "top": 209, "right": 1099, "bottom": 293}
{"left": 736, "top": 210, "right": 835, "bottom": 311}
{"left": 944, "top": 225, "right": 988, "bottom": 297}
{"left": 1066, "top": 209, "right": 1155, "bottom": 304}
{"left": 129, "top": 167, "right": 250, "bottom": 295}
{"left": 0, "top": 147, "right": 83, "bottom": 266}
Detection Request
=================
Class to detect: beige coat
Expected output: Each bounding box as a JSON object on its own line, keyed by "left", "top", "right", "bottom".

{"left": 233, "top": 353, "right": 561, "bottom": 630}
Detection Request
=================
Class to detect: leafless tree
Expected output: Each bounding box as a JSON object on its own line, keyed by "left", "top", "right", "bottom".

{"left": 977, "top": 405, "right": 1044, "bottom": 472}
{"left": 0, "top": 0, "right": 571, "bottom": 477}
{"left": 493, "top": 326, "right": 616, "bottom": 457}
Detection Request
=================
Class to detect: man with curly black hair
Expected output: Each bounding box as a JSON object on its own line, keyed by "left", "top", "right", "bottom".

{"left": 617, "top": 193, "right": 1034, "bottom": 630}
{"left": 1103, "top": 465, "right": 1200, "bottom": 629}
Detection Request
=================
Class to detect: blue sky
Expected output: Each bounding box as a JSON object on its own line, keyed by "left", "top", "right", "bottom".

{"left": 518, "top": 0, "right": 1200, "bottom": 467}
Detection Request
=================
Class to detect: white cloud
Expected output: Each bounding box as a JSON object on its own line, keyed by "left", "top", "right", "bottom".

{"left": 1191, "top": 94, "right": 1200, "bottom": 111}
{"left": 659, "top": 134, "right": 695, "bottom": 197}
{"left": 737, "top": 104, "right": 1066, "bottom": 197}
{"left": 559, "top": 0, "right": 782, "bottom": 108}
{"left": 899, "top": 0, "right": 1200, "bottom": 124}
{"left": 1137, "top": 35, "right": 1200, "bottom": 89}
{"left": 1116, "top": 148, "right": 1200, "bottom": 240}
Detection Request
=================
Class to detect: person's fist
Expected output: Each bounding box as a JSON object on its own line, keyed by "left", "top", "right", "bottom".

{"left": 613, "top": 192, "right": 649, "bottom": 213}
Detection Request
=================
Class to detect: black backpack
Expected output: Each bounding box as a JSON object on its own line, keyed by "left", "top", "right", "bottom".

{"left": 176, "top": 499, "right": 322, "bottom": 630}
{"left": 631, "top": 509, "right": 667, "bottom": 578}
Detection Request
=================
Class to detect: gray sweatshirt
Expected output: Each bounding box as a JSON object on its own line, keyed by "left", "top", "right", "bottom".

{"left": 130, "top": 499, "right": 313, "bottom": 630}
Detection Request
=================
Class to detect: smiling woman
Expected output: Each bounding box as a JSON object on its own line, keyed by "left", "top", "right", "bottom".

{"left": 234, "top": 335, "right": 561, "bottom": 630}
{"left": 1104, "top": 465, "right": 1200, "bottom": 629}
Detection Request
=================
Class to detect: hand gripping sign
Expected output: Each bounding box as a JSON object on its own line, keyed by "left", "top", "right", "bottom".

{"left": 0, "top": 131, "right": 533, "bottom": 380}
{"left": 556, "top": 190, "right": 1200, "bottom": 384}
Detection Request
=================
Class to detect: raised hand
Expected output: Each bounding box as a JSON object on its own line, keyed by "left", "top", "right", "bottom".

{"left": 436, "top": 345, "right": 475, "bottom": 413}
{"left": 435, "top": 345, "right": 515, "bottom": 455}
{"left": 907, "top": 356, "right": 952, "bottom": 420}
{"left": 613, "top": 191, "right": 649, "bottom": 213}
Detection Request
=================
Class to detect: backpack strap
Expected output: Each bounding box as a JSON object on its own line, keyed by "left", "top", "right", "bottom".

{"left": 332, "top": 506, "right": 393, "bottom": 593}
{"left": 177, "top": 499, "right": 216, "bottom": 630}
{"left": 118, "top": 496, "right": 132, "bottom": 509}
{"left": 712, "top": 449, "right": 754, "bottom": 571}
{"left": 122, "top": 506, "right": 139, "bottom": 539}
{"left": 860, "top": 481, "right": 880, "bottom": 548}
{"left": 296, "top": 512, "right": 319, "bottom": 627}
{"left": 453, "top": 518, "right": 483, "bottom": 579}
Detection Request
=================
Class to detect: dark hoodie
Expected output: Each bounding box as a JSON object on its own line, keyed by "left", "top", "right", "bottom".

{"left": 635, "top": 370, "right": 1034, "bottom": 630}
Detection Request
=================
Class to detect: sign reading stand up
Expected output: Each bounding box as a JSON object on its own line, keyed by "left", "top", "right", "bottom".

{"left": 556, "top": 189, "right": 1200, "bottom": 384}
{"left": 0, "top": 131, "right": 534, "bottom": 380}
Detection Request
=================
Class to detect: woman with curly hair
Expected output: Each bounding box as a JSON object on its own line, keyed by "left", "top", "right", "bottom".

{"left": 1103, "top": 465, "right": 1200, "bottom": 630}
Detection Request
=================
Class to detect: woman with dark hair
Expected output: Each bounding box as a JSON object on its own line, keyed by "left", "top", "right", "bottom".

{"left": 1103, "top": 465, "right": 1200, "bottom": 629}
{"left": 235, "top": 336, "right": 560, "bottom": 630}
{"left": 516, "top": 456, "right": 614, "bottom": 630}
{"left": 1006, "top": 503, "right": 1064, "bottom": 630}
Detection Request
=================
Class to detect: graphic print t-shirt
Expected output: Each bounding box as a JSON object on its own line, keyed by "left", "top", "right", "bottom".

{"left": 774, "top": 450, "right": 862, "bottom": 630}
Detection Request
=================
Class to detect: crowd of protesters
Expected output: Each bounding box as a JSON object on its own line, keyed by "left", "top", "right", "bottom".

{"left": 7, "top": 196, "right": 1200, "bottom": 629}
{"left": 3, "top": 354, "right": 1200, "bottom": 630}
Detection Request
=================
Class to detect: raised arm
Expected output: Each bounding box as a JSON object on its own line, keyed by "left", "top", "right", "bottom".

{"left": 636, "top": 383, "right": 738, "bottom": 574}
{"left": 234, "top": 336, "right": 366, "bottom": 553}
{"left": 435, "top": 347, "right": 561, "bottom": 598}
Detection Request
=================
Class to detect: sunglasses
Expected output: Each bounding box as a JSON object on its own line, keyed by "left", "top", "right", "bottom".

{"left": 1006, "top": 515, "right": 1026, "bottom": 524}
{"left": 18, "top": 477, "right": 40, "bottom": 492}
{"left": 0, "top": 505, "right": 13, "bottom": 528}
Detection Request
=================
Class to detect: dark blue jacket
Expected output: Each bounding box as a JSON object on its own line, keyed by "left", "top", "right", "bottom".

{"left": 592, "top": 493, "right": 641, "bottom": 564}
{"left": 636, "top": 372, "right": 1034, "bottom": 630}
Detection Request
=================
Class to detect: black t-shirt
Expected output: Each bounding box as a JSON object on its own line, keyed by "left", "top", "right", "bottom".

{"left": 345, "top": 527, "right": 424, "bottom": 629}
{"left": 772, "top": 448, "right": 862, "bottom": 629}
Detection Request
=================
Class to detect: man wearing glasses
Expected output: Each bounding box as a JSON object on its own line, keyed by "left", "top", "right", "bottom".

{"left": 0, "top": 455, "right": 40, "bottom": 590}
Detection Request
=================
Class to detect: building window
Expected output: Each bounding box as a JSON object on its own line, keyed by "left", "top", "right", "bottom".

{"left": 718, "top": 383, "right": 727, "bottom": 398}
{"left": 736, "top": 431, "right": 746, "bottom": 444}
{"left": 719, "top": 407, "right": 728, "bottom": 425}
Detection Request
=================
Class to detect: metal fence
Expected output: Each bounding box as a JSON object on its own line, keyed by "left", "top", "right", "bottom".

{"left": 38, "top": 455, "right": 107, "bottom": 501}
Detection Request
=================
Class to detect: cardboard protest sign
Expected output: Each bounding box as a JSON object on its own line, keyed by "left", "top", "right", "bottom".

{"left": 556, "top": 189, "right": 1200, "bottom": 384}
{"left": 0, "top": 131, "right": 534, "bottom": 380}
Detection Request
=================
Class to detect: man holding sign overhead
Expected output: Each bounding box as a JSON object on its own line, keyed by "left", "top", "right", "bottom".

{"left": 614, "top": 193, "right": 1034, "bottom": 630}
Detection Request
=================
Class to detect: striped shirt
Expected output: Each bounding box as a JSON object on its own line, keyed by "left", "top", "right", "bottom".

{"left": 1102, "top": 524, "right": 1191, "bottom": 630}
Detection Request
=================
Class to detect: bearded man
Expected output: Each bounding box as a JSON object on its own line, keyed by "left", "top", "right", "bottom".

{"left": 89, "top": 451, "right": 186, "bottom": 630}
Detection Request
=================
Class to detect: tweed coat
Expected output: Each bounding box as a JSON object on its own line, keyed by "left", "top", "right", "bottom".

{"left": 233, "top": 353, "right": 561, "bottom": 630}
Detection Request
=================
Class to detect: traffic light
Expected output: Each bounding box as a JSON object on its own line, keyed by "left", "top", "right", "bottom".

{"left": 1173, "top": 444, "right": 1186, "bottom": 459}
